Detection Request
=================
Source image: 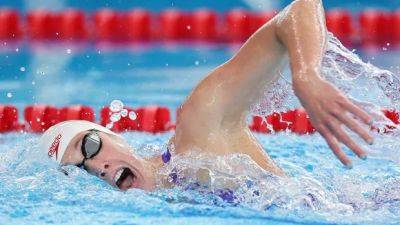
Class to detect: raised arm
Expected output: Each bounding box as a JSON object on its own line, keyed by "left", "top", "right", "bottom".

{"left": 176, "top": 0, "right": 373, "bottom": 169}
{"left": 275, "top": 0, "right": 374, "bottom": 167}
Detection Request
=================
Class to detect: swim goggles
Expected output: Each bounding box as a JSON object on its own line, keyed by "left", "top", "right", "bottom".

{"left": 76, "top": 129, "right": 102, "bottom": 170}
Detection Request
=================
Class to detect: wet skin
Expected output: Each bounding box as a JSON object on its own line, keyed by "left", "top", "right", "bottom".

{"left": 61, "top": 0, "right": 374, "bottom": 191}
{"left": 61, "top": 131, "right": 163, "bottom": 190}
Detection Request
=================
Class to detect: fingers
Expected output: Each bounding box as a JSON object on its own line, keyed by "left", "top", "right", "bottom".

{"left": 332, "top": 111, "right": 374, "bottom": 145}
{"left": 326, "top": 118, "right": 367, "bottom": 159}
{"left": 318, "top": 125, "right": 352, "bottom": 167}
{"left": 341, "top": 100, "right": 373, "bottom": 125}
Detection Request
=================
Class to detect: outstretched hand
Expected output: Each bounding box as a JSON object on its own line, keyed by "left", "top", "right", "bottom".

{"left": 293, "top": 74, "right": 374, "bottom": 168}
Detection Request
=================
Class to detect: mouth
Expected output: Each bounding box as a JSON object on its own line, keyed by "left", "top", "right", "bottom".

{"left": 114, "top": 167, "right": 137, "bottom": 190}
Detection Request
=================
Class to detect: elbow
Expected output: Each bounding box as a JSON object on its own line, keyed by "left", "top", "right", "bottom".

{"left": 289, "top": 0, "right": 323, "bottom": 17}
{"left": 294, "top": 0, "right": 322, "bottom": 8}
{"left": 276, "top": 0, "right": 326, "bottom": 37}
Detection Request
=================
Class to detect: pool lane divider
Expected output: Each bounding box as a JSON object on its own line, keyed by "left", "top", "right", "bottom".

{"left": 0, "top": 104, "right": 398, "bottom": 135}
{"left": 0, "top": 8, "right": 400, "bottom": 46}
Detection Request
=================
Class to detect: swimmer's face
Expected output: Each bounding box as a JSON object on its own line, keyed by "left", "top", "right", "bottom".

{"left": 61, "top": 131, "right": 156, "bottom": 191}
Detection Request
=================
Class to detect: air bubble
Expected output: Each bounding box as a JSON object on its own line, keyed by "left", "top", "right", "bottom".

{"left": 129, "top": 111, "right": 137, "bottom": 120}
{"left": 106, "top": 123, "right": 114, "bottom": 129}
{"left": 110, "top": 113, "right": 121, "bottom": 122}
{"left": 20, "top": 67, "right": 25, "bottom": 72}
{"left": 109, "top": 100, "right": 124, "bottom": 113}
{"left": 6, "top": 92, "right": 12, "bottom": 98}
{"left": 120, "top": 109, "right": 128, "bottom": 117}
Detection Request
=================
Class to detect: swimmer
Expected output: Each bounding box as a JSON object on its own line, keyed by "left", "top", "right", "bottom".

{"left": 40, "top": 0, "right": 374, "bottom": 191}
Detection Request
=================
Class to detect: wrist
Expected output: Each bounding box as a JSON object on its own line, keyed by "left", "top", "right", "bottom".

{"left": 292, "top": 67, "right": 323, "bottom": 94}
{"left": 292, "top": 66, "right": 321, "bottom": 81}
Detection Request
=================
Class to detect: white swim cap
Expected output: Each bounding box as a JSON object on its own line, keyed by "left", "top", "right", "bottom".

{"left": 39, "top": 120, "right": 120, "bottom": 164}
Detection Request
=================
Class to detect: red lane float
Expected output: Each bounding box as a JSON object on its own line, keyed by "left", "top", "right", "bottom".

{"left": 0, "top": 9, "right": 22, "bottom": 40}
{"left": 382, "top": 109, "right": 400, "bottom": 132}
{"left": 326, "top": 9, "right": 353, "bottom": 46}
{"left": 392, "top": 10, "right": 400, "bottom": 45}
{"left": 225, "top": 10, "right": 275, "bottom": 42}
{"left": 136, "top": 106, "right": 172, "bottom": 133}
{"left": 59, "top": 105, "right": 94, "bottom": 122}
{"left": 0, "top": 105, "right": 19, "bottom": 132}
{"left": 292, "top": 109, "right": 315, "bottom": 134}
{"left": 1, "top": 104, "right": 399, "bottom": 134}
{"left": 225, "top": 9, "right": 251, "bottom": 42}
{"left": 59, "top": 9, "right": 87, "bottom": 41}
{"left": 0, "top": 8, "right": 399, "bottom": 45}
{"left": 93, "top": 9, "right": 122, "bottom": 41}
{"left": 27, "top": 10, "right": 61, "bottom": 40}
{"left": 100, "top": 106, "right": 138, "bottom": 132}
{"left": 359, "top": 10, "right": 392, "bottom": 46}
{"left": 159, "top": 9, "right": 191, "bottom": 40}
{"left": 383, "top": 109, "right": 400, "bottom": 124}
{"left": 191, "top": 9, "right": 217, "bottom": 41}
{"left": 24, "top": 105, "right": 59, "bottom": 132}
{"left": 101, "top": 106, "right": 172, "bottom": 133}
{"left": 250, "top": 109, "right": 315, "bottom": 135}
{"left": 124, "top": 9, "right": 151, "bottom": 41}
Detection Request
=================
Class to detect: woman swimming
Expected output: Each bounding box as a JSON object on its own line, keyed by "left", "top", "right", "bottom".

{"left": 39, "top": 0, "right": 374, "bottom": 191}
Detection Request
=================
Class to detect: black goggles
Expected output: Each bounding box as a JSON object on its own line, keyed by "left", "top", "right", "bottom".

{"left": 76, "top": 130, "right": 102, "bottom": 169}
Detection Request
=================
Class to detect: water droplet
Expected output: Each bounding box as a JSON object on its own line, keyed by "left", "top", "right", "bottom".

{"left": 31, "top": 81, "right": 35, "bottom": 85}
{"left": 186, "top": 25, "right": 191, "bottom": 30}
{"left": 15, "top": 48, "right": 19, "bottom": 52}
{"left": 109, "top": 100, "right": 124, "bottom": 113}
{"left": 110, "top": 113, "right": 121, "bottom": 122}
{"left": 195, "top": 60, "right": 199, "bottom": 66}
{"left": 6, "top": 92, "right": 12, "bottom": 98}
{"left": 129, "top": 111, "right": 137, "bottom": 120}
{"left": 120, "top": 109, "right": 128, "bottom": 117}
{"left": 66, "top": 49, "right": 71, "bottom": 54}
{"left": 20, "top": 67, "right": 25, "bottom": 72}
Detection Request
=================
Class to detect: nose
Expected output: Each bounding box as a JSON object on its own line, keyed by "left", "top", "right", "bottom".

{"left": 85, "top": 158, "right": 111, "bottom": 179}
{"left": 100, "top": 164, "right": 109, "bottom": 177}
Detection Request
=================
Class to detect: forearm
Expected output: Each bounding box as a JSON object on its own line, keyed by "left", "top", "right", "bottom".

{"left": 275, "top": 0, "right": 327, "bottom": 84}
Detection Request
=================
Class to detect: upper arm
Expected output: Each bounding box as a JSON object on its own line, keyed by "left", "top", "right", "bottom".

{"left": 175, "top": 0, "right": 326, "bottom": 146}
{"left": 179, "top": 17, "right": 287, "bottom": 126}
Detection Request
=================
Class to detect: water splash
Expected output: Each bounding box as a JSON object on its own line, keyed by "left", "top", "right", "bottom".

{"left": 252, "top": 33, "right": 400, "bottom": 117}
{"left": 156, "top": 144, "right": 400, "bottom": 220}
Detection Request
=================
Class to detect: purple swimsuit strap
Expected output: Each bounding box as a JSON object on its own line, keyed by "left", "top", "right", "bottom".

{"left": 161, "top": 148, "right": 171, "bottom": 164}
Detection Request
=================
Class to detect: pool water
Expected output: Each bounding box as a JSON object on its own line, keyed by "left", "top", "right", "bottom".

{"left": 0, "top": 37, "right": 400, "bottom": 225}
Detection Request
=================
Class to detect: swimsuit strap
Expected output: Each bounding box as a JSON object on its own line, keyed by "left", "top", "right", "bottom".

{"left": 161, "top": 148, "right": 171, "bottom": 164}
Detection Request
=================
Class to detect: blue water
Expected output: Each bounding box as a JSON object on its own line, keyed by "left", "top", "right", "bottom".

{"left": 0, "top": 40, "right": 399, "bottom": 224}
{"left": 1, "top": 130, "right": 400, "bottom": 225}
{"left": 0, "top": 25, "right": 400, "bottom": 225}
